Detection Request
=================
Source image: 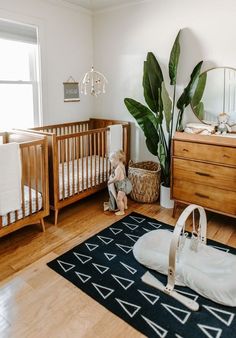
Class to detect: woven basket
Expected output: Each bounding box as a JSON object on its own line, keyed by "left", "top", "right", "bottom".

{"left": 128, "top": 161, "right": 161, "bottom": 203}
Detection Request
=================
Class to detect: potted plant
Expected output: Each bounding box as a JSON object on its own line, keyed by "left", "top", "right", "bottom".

{"left": 124, "top": 30, "right": 203, "bottom": 208}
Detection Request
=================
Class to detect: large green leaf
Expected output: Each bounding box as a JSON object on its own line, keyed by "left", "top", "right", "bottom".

{"left": 161, "top": 82, "right": 172, "bottom": 133}
{"left": 143, "top": 52, "right": 163, "bottom": 114}
{"left": 194, "top": 102, "right": 205, "bottom": 120}
{"left": 169, "top": 30, "right": 181, "bottom": 85}
{"left": 124, "top": 98, "right": 157, "bottom": 132}
{"left": 143, "top": 118, "right": 159, "bottom": 156}
{"left": 177, "top": 61, "right": 203, "bottom": 111}
{"left": 191, "top": 72, "right": 207, "bottom": 108}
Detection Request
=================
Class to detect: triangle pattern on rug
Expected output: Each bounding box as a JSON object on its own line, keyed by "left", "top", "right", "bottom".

{"left": 142, "top": 227, "right": 152, "bottom": 232}
{"left": 85, "top": 243, "right": 99, "bottom": 251}
{"left": 129, "top": 215, "right": 146, "bottom": 223}
{"left": 48, "top": 212, "right": 236, "bottom": 338}
{"left": 197, "top": 324, "right": 222, "bottom": 338}
{"left": 115, "top": 243, "right": 133, "bottom": 254}
{"left": 141, "top": 315, "right": 168, "bottom": 338}
{"left": 147, "top": 221, "right": 162, "bottom": 229}
{"left": 120, "top": 261, "right": 137, "bottom": 274}
{"left": 92, "top": 263, "right": 109, "bottom": 274}
{"left": 92, "top": 283, "right": 114, "bottom": 299}
{"left": 73, "top": 252, "right": 92, "bottom": 264}
{"left": 162, "top": 303, "right": 191, "bottom": 324}
{"left": 97, "top": 235, "right": 113, "bottom": 245}
{"left": 109, "top": 227, "right": 123, "bottom": 235}
{"left": 75, "top": 271, "right": 91, "bottom": 283}
{"left": 209, "top": 245, "right": 229, "bottom": 253}
{"left": 104, "top": 252, "right": 116, "bottom": 261}
{"left": 122, "top": 222, "right": 138, "bottom": 231}
{"left": 203, "top": 305, "right": 235, "bottom": 326}
{"left": 112, "top": 274, "right": 134, "bottom": 290}
{"left": 124, "top": 233, "right": 139, "bottom": 243}
{"left": 138, "top": 289, "right": 159, "bottom": 305}
{"left": 57, "top": 260, "right": 75, "bottom": 272}
{"left": 116, "top": 298, "right": 141, "bottom": 318}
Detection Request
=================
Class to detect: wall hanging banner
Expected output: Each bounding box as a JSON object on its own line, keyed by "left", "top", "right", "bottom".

{"left": 63, "top": 76, "right": 80, "bottom": 102}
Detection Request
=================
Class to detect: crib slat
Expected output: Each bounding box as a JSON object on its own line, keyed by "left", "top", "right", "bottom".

{"left": 7, "top": 213, "right": 10, "bottom": 225}
{"left": 105, "top": 131, "right": 108, "bottom": 181}
{"left": 21, "top": 147, "right": 25, "bottom": 218}
{"left": 81, "top": 135, "right": 84, "bottom": 191}
{"left": 67, "top": 138, "right": 70, "bottom": 197}
{"left": 86, "top": 135, "right": 89, "bottom": 190}
{"left": 77, "top": 136, "right": 80, "bottom": 193}
{"left": 34, "top": 145, "right": 39, "bottom": 211}
{"left": 0, "top": 216, "right": 2, "bottom": 228}
{"left": 61, "top": 140, "right": 65, "bottom": 199}
{"left": 94, "top": 133, "right": 97, "bottom": 186}
{"left": 102, "top": 131, "right": 105, "bottom": 183}
{"left": 98, "top": 132, "right": 101, "bottom": 184}
{"left": 72, "top": 137, "right": 75, "bottom": 195}
{"left": 28, "top": 146, "right": 32, "bottom": 215}
{"left": 90, "top": 134, "right": 92, "bottom": 188}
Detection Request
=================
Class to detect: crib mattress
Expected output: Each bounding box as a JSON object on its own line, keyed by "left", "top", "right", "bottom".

{"left": 2, "top": 186, "right": 42, "bottom": 227}
{"left": 58, "top": 155, "right": 108, "bottom": 200}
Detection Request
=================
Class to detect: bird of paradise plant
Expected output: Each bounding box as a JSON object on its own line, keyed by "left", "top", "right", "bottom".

{"left": 124, "top": 30, "right": 203, "bottom": 187}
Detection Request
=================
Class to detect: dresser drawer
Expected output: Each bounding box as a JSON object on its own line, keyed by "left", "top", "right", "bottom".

{"left": 174, "top": 140, "right": 236, "bottom": 166}
{"left": 173, "top": 158, "right": 236, "bottom": 191}
{"left": 172, "top": 180, "right": 236, "bottom": 216}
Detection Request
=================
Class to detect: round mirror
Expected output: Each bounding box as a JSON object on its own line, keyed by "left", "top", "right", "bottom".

{"left": 191, "top": 67, "right": 236, "bottom": 126}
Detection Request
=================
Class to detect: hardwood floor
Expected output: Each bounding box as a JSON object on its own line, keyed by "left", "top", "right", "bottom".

{"left": 0, "top": 191, "right": 235, "bottom": 338}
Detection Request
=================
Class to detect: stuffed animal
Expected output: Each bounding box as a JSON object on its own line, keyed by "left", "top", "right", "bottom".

{"left": 216, "top": 112, "right": 232, "bottom": 135}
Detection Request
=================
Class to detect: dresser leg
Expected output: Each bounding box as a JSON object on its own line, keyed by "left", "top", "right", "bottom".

{"left": 172, "top": 202, "right": 178, "bottom": 218}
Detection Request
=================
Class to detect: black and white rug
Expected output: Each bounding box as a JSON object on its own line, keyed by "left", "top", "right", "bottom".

{"left": 47, "top": 212, "right": 236, "bottom": 338}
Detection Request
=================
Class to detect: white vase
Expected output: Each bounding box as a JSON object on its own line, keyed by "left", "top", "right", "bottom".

{"left": 160, "top": 183, "right": 174, "bottom": 208}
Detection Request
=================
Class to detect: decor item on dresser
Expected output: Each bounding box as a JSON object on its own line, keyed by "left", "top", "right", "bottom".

{"left": 216, "top": 112, "right": 232, "bottom": 135}
{"left": 184, "top": 122, "right": 215, "bottom": 135}
{"left": 124, "top": 29, "right": 203, "bottom": 208}
{"left": 29, "top": 118, "right": 130, "bottom": 225}
{"left": 171, "top": 131, "right": 236, "bottom": 218}
{"left": 0, "top": 130, "right": 49, "bottom": 238}
{"left": 128, "top": 161, "right": 161, "bottom": 203}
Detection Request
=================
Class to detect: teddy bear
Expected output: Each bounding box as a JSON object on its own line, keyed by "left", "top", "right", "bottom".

{"left": 216, "top": 112, "right": 232, "bottom": 135}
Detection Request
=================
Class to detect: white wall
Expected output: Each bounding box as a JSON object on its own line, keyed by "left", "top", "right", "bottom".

{"left": 93, "top": 0, "right": 236, "bottom": 161}
{"left": 0, "top": 0, "right": 93, "bottom": 125}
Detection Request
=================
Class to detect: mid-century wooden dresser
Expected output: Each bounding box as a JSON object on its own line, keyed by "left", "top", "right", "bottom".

{"left": 171, "top": 132, "right": 236, "bottom": 218}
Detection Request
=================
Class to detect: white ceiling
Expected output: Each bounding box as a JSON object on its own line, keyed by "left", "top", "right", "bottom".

{"left": 62, "top": 0, "right": 144, "bottom": 11}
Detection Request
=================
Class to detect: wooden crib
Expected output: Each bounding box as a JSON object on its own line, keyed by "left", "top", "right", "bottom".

{"left": 30, "top": 118, "right": 130, "bottom": 224}
{"left": 0, "top": 131, "right": 49, "bottom": 238}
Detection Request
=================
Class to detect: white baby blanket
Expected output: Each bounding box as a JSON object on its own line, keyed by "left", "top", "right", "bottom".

{"left": 0, "top": 143, "right": 22, "bottom": 215}
{"left": 108, "top": 124, "right": 123, "bottom": 153}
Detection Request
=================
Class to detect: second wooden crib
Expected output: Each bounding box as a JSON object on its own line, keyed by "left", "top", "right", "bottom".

{"left": 30, "top": 118, "right": 130, "bottom": 224}
{"left": 0, "top": 131, "right": 49, "bottom": 238}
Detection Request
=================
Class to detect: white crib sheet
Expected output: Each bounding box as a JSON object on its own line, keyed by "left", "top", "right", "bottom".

{"left": 2, "top": 186, "right": 42, "bottom": 227}
{"left": 58, "top": 155, "right": 108, "bottom": 200}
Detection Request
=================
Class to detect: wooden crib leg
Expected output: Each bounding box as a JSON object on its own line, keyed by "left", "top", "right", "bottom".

{"left": 54, "top": 209, "right": 59, "bottom": 226}
{"left": 40, "top": 218, "right": 46, "bottom": 232}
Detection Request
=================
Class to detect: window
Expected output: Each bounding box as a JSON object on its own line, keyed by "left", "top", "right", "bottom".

{"left": 0, "top": 19, "right": 41, "bottom": 130}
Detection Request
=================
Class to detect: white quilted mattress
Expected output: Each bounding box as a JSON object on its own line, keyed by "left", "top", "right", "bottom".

{"left": 58, "top": 155, "right": 108, "bottom": 200}
{"left": 2, "top": 186, "right": 42, "bottom": 227}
